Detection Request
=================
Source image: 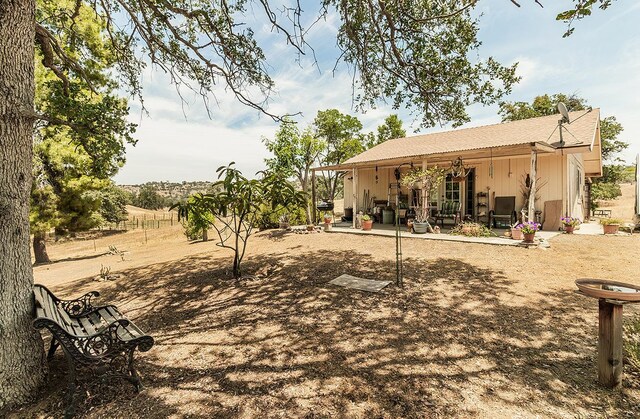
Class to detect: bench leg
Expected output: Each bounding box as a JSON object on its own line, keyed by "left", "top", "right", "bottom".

{"left": 47, "top": 338, "right": 59, "bottom": 360}
{"left": 63, "top": 352, "right": 77, "bottom": 419}
{"left": 126, "top": 349, "right": 143, "bottom": 392}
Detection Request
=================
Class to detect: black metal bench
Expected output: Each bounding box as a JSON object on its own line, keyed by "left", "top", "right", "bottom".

{"left": 32, "top": 284, "right": 154, "bottom": 417}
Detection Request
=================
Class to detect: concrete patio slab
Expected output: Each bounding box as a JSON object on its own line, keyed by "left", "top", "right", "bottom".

{"left": 329, "top": 274, "right": 392, "bottom": 293}
{"left": 327, "top": 222, "right": 560, "bottom": 246}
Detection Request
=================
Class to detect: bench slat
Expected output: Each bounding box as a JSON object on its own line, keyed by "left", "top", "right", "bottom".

{"left": 78, "top": 316, "right": 99, "bottom": 335}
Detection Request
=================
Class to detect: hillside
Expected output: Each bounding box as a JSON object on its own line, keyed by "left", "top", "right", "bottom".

{"left": 119, "top": 181, "right": 215, "bottom": 201}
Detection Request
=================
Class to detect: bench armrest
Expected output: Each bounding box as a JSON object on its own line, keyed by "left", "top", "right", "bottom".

{"left": 58, "top": 291, "right": 100, "bottom": 318}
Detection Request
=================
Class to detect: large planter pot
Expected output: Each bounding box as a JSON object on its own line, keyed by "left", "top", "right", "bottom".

{"left": 511, "top": 228, "right": 523, "bottom": 240}
{"left": 523, "top": 232, "right": 536, "bottom": 243}
{"left": 382, "top": 209, "right": 394, "bottom": 225}
{"left": 564, "top": 225, "right": 575, "bottom": 234}
{"left": 362, "top": 220, "right": 373, "bottom": 231}
{"left": 413, "top": 222, "right": 428, "bottom": 234}
{"left": 603, "top": 224, "right": 620, "bottom": 235}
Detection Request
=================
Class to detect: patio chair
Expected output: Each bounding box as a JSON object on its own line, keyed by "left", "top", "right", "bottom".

{"left": 489, "top": 196, "right": 517, "bottom": 228}
{"left": 434, "top": 201, "right": 461, "bottom": 228}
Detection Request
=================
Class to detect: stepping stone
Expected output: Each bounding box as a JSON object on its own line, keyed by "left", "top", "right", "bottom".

{"left": 329, "top": 274, "right": 392, "bottom": 293}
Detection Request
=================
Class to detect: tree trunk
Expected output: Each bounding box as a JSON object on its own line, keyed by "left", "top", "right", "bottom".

{"left": 202, "top": 227, "right": 208, "bottom": 242}
{"left": 33, "top": 232, "right": 50, "bottom": 264}
{"left": 0, "top": 0, "right": 47, "bottom": 409}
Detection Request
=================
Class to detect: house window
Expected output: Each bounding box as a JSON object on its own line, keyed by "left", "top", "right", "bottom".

{"left": 444, "top": 174, "right": 461, "bottom": 203}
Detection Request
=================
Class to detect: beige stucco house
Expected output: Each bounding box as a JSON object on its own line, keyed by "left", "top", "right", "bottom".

{"left": 313, "top": 109, "right": 602, "bottom": 231}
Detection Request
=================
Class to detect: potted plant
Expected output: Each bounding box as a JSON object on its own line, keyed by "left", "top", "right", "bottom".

{"left": 600, "top": 218, "right": 623, "bottom": 234}
{"left": 510, "top": 223, "right": 523, "bottom": 240}
{"left": 560, "top": 216, "right": 581, "bottom": 234}
{"left": 400, "top": 166, "right": 446, "bottom": 234}
{"left": 279, "top": 213, "right": 290, "bottom": 230}
{"left": 323, "top": 212, "right": 332, "bottom": 224}
{"left": 516, "top": 221, "right": 541, "bottom": 243}
{"left": 362, "top": 214, "right": 373, "bottom": 231}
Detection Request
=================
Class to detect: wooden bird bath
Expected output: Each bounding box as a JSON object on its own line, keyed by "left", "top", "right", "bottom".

{"left": 576, "top": 278, "right": 640, "bottom": 388}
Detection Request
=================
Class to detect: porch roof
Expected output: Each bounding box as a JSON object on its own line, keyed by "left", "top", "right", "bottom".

{"left": 314, "top": 109, "right": 601, "bottom": 173}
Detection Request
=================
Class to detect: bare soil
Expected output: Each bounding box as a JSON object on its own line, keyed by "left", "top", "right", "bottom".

{"left": 8, "top": 220, "right": 640, "bottom": 418}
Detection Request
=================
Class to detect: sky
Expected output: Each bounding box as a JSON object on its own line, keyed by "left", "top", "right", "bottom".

{"left": 113, "top": 0, "right": 640, "bottom": 185}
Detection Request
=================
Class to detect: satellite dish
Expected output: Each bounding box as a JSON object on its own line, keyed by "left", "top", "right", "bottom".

{"left": 557, "top": 102, "right": 570, "bottom": 123}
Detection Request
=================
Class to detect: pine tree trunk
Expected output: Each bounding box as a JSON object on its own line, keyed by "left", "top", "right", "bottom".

{"left": 33, "top": 232, "right": 50, "bottom": 264}
{"left": 0, "top": 0, "right": 47, "bottom": 409}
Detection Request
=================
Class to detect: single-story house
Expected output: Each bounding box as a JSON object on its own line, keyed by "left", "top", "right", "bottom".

{"left": 312, "top": 109, "right": 602, "bottom": 231}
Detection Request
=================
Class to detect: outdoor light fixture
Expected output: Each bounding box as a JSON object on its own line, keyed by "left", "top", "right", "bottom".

{"left": 450, "top": 156, "right": 469, "bottom": 181}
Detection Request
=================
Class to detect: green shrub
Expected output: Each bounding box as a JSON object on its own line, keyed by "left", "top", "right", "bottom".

{"left": 624, "top": 315, "right": 640, "bottom": 372}
{"left": 256, "top": 204, "right": 306, "bottom": 230}
{"left": 450, "top": 222, "right": 493, "bottom": 237}
{"left": 591, "top": 182, "right": 621, "bottom": 211}
{"left": 599, "top": 218, "right": 624, "bottom": 226}
{"left": 181, "top": 211, "right": 214, "bottom": 240}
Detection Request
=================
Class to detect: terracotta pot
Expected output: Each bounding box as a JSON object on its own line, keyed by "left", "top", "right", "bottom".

{"left": 523, "top": 232, "right": 535, "bottom": 243}
{"left": 323, "top": 216, "right": 332, "bottom": 224}
{"left": 564, "top": 225, "right": 575, "bottom": 234}
{"left": 603, "top": 224, "right": 620, "bottom": 235}
{"left": 362, "top": 220, "right": 373, "bottom": 231}
{"left": 511, "top": 228, "right": 523, "bottom": 240}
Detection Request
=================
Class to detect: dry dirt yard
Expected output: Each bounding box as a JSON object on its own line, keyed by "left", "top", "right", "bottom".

{"left": 10, "top": 224, "right": 640, "bottom": 418}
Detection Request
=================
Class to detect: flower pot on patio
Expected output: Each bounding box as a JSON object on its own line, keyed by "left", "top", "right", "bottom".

{"left": 511, "top": 228, "right": 523, "bottom": 240}
{"left": 564, "top": 226, "right": 575, "bottom": 234}
{"left": 412, "top": 221, "right": 428, "bottom": 234}
{"left": 603, "top": 224, "right": 620, "bottom": 234}
{"left": 362, "top": 219, "right": 373, "bottom": 231}
{"left": 523, "top": 232, "right": 535, "bottom": 243}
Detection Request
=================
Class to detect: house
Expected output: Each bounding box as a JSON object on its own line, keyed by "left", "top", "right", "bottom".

{"left": 312, "top": 109, "right": 602, "bottom": 231}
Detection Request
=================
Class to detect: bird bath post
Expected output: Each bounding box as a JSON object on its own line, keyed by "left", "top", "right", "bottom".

{"left": 575, "top": 279, "right": 640, "bottom": 388}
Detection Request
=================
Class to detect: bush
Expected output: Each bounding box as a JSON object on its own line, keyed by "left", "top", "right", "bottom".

{"left": 256, "top": 204, "right": 306, "bottom": 230}
{"left": 591, "top": 182, "right": 621, "bottom": 211}
{"left": 450, "top": 222, "right": 493, "bottom": 237}
{"left": 625, "top": 315, "right": 640, "bottom": 373}
{"left": 600, "top": 218, "right": 624, "bottom": 226}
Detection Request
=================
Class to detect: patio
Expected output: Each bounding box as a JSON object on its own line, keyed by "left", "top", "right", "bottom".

{"left": 325, "top": 221, "right": 560, "bottom": 246}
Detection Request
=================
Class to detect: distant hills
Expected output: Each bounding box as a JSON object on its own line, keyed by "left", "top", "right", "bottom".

{"left": 119, "top": 181, "right": 216, "bottom": 201}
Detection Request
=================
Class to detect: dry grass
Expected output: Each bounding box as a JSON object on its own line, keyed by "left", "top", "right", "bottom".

{"left": 9, "top": 224, "right": 640, "bottom": 418}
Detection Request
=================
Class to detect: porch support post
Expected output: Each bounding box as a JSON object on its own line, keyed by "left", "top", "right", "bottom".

{"left": 528, "top": 150, "right": 537, "bottom": 222}
{"left": 352, "top": 168, "right": 358, "bottom": 228}
{"left": 311, "top": 170, "right": 317, "bottom": 224}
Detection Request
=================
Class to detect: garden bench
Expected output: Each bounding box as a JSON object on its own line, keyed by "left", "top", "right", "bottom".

{"left": 434, "top": 200, "right": 461, "bottom": 227}
{"left": 593, "top": 209, "right": 612, "bottom": 218}
{"left": 32, "top": 284, "right": 154, "bottom": 417}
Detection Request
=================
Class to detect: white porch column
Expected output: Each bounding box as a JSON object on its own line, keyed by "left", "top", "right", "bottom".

{"left": 528, "top": 150, "right": 537, "bottom": 222}
{"left": 352, "top": 168, "right": 358, "bottom": 228}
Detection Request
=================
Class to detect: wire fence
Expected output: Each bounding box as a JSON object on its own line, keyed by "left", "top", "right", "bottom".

{"left": 103, "top": 214, "right": 176, "bottom": 231}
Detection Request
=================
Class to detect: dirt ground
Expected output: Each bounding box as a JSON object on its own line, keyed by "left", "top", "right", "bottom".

{"left": 8, "top": 217, "right": 640, "bottom": 418}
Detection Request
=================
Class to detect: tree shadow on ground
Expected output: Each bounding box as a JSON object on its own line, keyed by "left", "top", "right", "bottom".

{"left": 21, "top": 250, "right": 640, "bottom": 418}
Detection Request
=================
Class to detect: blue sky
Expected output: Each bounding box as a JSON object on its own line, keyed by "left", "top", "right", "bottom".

{"left": 114, "top": 0, "right": 640, "bottom": 184}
